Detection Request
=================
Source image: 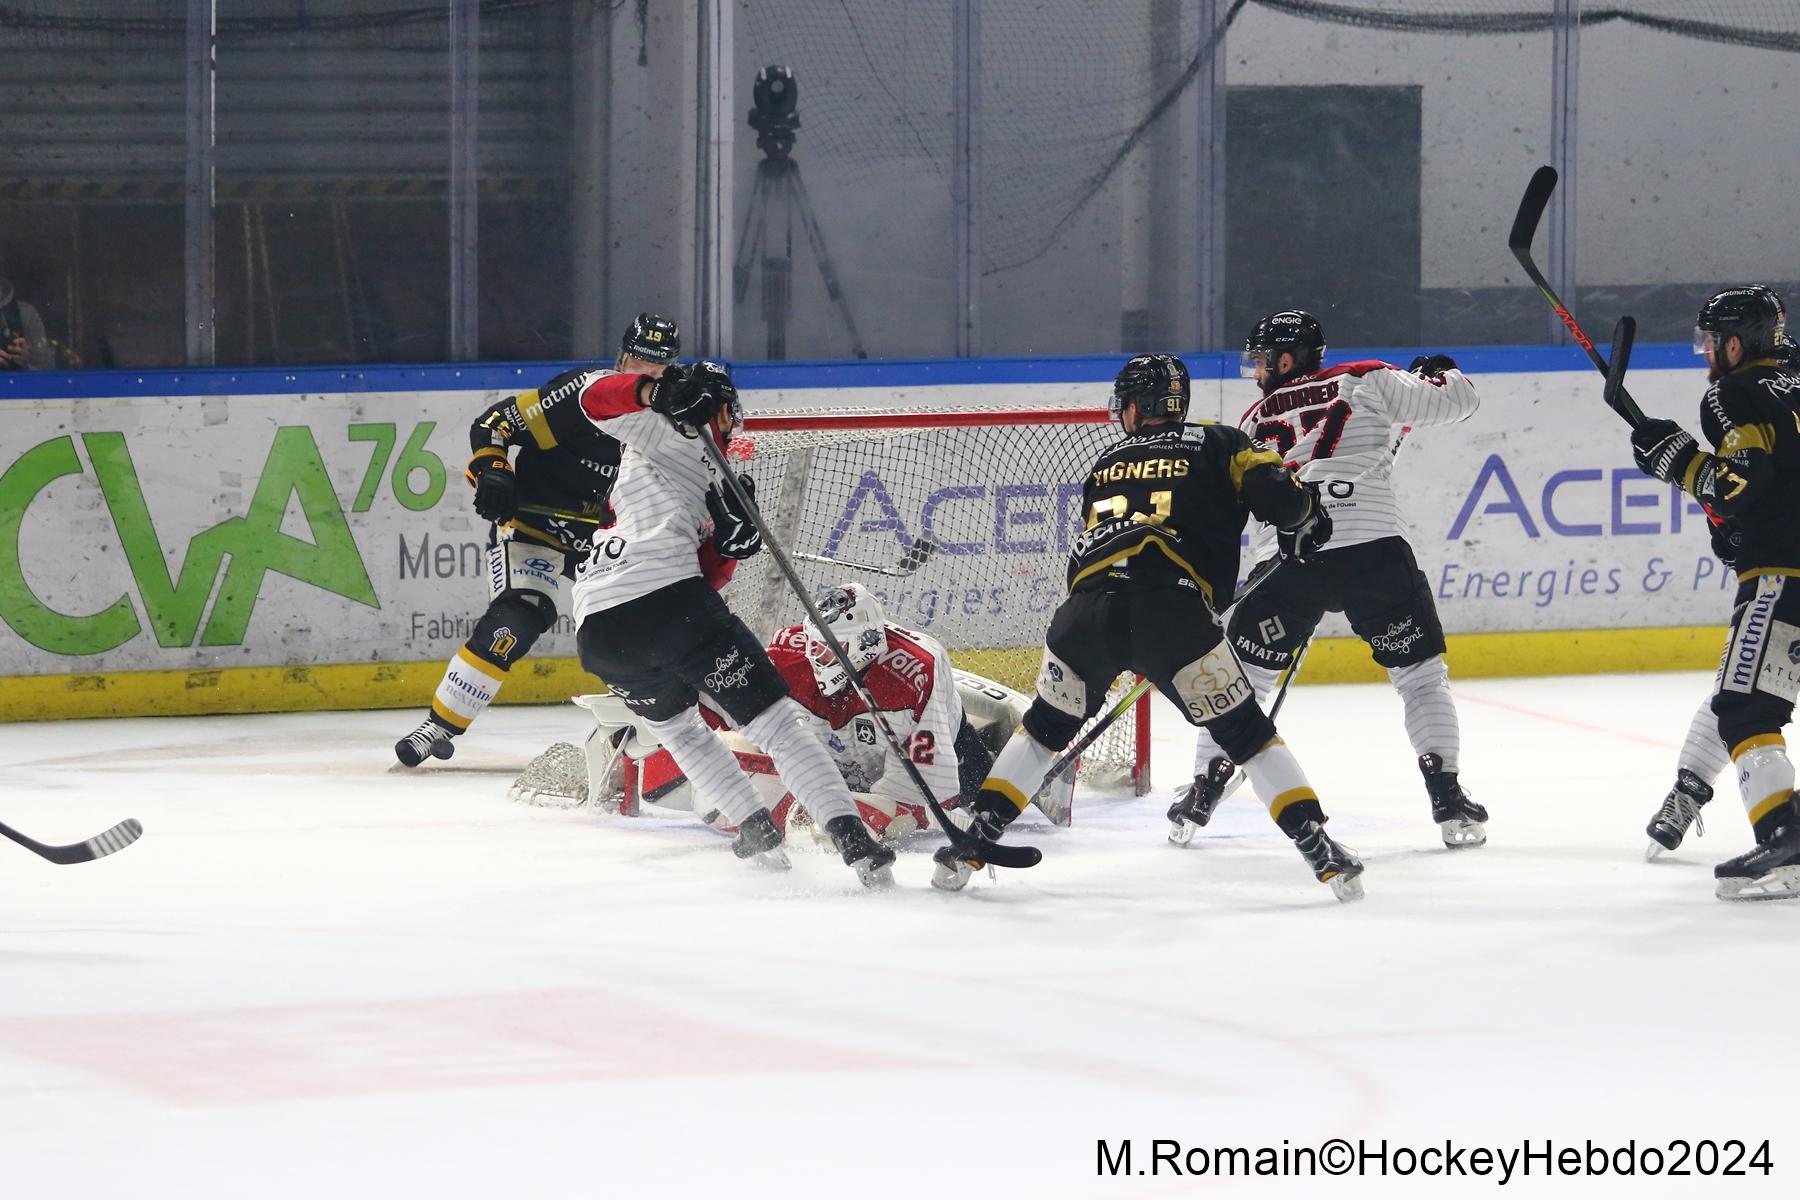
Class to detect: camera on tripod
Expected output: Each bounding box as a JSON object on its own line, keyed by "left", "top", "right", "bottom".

{"left": 748, "top": 64, "right": 800, "bottom": 159}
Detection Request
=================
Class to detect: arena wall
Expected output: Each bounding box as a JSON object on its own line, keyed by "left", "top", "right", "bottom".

{"left": 0, "top": 343, "right": 1729, "bottom": 720}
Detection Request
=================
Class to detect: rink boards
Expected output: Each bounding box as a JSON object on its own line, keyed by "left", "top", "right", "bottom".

{"left": 0, "top": 346, "right": 1734, "bottom": 719}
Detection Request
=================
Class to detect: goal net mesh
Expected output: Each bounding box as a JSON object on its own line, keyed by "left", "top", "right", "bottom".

{"left": 726, "top": 407, "right": 1149, "bottom": 789}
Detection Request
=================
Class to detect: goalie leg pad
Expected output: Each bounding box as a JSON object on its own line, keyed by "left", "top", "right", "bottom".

{"left": 743, "top": 697, "right": 858, "bottom": 828}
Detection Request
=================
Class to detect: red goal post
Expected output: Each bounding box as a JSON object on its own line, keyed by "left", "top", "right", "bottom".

{"left": 726, "top": 403, "right": 1152, "bottom": 794}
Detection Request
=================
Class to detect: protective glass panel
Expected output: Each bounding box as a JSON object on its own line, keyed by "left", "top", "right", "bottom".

{"left": 1576, "top": 6, "right": 1800, "bottom": 343}
{"left": 0, "top": 2, "right": 187, "bottom": 369}
{"left": 214, "top": 1, "right": 452, "bottom": 366}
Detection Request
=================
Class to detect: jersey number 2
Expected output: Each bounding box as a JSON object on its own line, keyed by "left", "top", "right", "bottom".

{"left": 909, "top": 730, "right": 936, "bottom": 765}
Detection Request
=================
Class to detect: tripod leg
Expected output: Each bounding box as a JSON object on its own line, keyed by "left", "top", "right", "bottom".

{"left": 734, "top": 168, "right": 772, "bottom": 306}
{"left": 788, "top": 166, "right": 869, "bottom": 359}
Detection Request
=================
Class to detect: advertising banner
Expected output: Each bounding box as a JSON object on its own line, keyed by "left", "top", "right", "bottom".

{"left": 0, "top": 355, "right": 1732, "bottom": 715}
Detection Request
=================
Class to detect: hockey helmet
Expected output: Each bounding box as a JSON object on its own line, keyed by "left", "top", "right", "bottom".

{"left": 1241, "top": 310, "right": 1326, "bottom": 381}
{"left": 1694, "top": 287, "right": 1783, "bottom": 362}
{"left": 803, "top": 583, "right": 888, "bottom": 696}
{"left": 1111, "top": 353, "right": 1191, "bottom": 426}
{"left": 620, "top": 312, "right": 681, "bottom": 365}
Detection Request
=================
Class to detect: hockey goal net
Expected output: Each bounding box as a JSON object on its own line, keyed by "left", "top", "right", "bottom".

{"left": 722, "top": 405, "right": 1152, "bottom": 793}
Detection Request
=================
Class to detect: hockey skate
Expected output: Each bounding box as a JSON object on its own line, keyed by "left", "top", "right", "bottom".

{"left": 1419, "top": 753, "right": 1487, "bottom": 848}
{"left": 1292, "top": 820, "right": 1365, "bottom": 903}
{"left": 1645, "top": 768, "right": 1711, "bottom": 860}
{"left": 930, "top": 808, "right": 1004, "bottom": 892}
{"left": 1714, "top": 808, "right": 1800, "bottom": 902}
{"left": 731, "top": 808, "right": 792, "bottom": 872}
{"left": 824, "top": 814, "right": 896, "bottom": 890}
{"left": 1167, "top": 757, "right": 1236, "bottom": 845}
{"left": 395, "top": 717, "right": 457, "bottom": 767}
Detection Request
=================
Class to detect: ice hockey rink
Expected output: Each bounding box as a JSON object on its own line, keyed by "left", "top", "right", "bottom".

{"left": 2, "top": 668, "right": 1792, "bottom": 1199}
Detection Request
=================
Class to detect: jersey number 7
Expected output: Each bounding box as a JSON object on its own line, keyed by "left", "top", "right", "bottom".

{"left": 1255, "top": 397, "right": 1352, "bottom": 464}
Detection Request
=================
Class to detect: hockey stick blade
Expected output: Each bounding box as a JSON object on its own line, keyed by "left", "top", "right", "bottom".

{"left": 1605, "top": 316, "right": 1637, "bottom": 419}
{"left": 692, "top": 424, "right": 1040, "bottom": 870}
{"left": 1507, "top": 165, "right": 1558, "bottom": 256}
{"left": 1507, "top": 166, "right": 1649, "bottom": 428}
{"left": 0, "top": 817, "right": 143, "bottom": 865}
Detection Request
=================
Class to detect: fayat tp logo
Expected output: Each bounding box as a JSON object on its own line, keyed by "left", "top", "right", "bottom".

{"left": 0, "top": 428, "right": 381, "bottom": 656}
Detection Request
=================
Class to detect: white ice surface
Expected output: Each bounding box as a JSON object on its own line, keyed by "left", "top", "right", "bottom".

{"left": 1, "top": 670, "right": 1793, "bottom": 1199}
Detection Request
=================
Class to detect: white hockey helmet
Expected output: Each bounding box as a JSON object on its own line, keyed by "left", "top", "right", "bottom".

{"left": 803, "top": 583, "right": 888, "bottom": 696}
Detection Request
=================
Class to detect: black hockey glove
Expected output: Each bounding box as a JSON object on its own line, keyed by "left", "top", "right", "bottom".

{"left": 1709, "top": 518, "right": 1743, "bottom": 568}
{"left": 650, "top": 360, "right": 737, "bottom": 428}
{"left": 1630, "top": 417, "right": 1700, "bottom": 485}
{"left": 1408, "top": 353, "right": 1457, "bottom": 378}
{"left": 707, "top": 475, "right": 762, "bottom": 560}
{"left": 470, "top": 458, "right": 519, "bottom": 523}
{"left": 1276, "top": 480, "right": 1332, "bottom": 561}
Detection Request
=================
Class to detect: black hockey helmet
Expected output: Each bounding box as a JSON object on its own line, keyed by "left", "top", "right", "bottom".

{"left": 1744, "top": 284, "right": 1795, "bottom": 368}
{"left": 1111, "top": 353, "right": 1190, "bottom": 425}
{"left": 1694, "top": 287, "right": 1783, "bottom": 361}
{"left": 620, "top": 312, "right": 681, "bottom": 364}
{"left": 1241, "top": 310, "right": 1326, "bottom": 383}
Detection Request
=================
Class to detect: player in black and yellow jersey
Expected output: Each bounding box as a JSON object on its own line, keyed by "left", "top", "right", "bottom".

{"left": 1630, "top": 286, "right": 1800, "bottom": 900}
{"left": 932, "top": 353, "right": 1366, "bottom": 901}
{"left": 393, "top": 313, "right": 680, "bottom": 767}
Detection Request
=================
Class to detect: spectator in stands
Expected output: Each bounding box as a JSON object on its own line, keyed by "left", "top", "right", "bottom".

{"left": 0, "top": 260, "right": 55, "bottom": 370}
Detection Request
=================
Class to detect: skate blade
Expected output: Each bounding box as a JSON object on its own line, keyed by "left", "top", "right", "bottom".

{"left": 1715, "top": 865, "right": 1800, "bottom": 902}
{"left": 1168, "top": 819, "right": 1199, "bottom": 846}
{"left": 1326, "top": 872, "right": 1366, "bottom": 903}
{"left": 856, "top": 861, "right": 896, "bottom": 890}
{"left": 749, "top": 847, "right": 793, "bottom": 872}
{"left": 1438, "top": 818, "right": 1487, "bottom": 849}
{"left": 1645, "top": 839, "right": 1672, "bottom": 862}
{"left": 931, "top": 860, "right": 975, "bottom": 892}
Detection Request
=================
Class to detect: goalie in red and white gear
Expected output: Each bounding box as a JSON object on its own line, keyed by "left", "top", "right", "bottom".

{"left": 534, "top": 584, "right": 1039, "bottom": 843}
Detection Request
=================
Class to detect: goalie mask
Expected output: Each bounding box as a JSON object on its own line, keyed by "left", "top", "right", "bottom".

{"left": 803, "top": 583, "right": 888, "bottom": 696}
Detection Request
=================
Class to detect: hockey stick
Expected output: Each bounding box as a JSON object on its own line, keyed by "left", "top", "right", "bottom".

{"left": 1032, "top": 548, "right": 1301, "bottom": 822}
{"left": 793, "top": 535, "right": 939, "bottom": 579}
{"left": 518, "top": 502, "right": 605, "bottom": 524}
{"left": 0, "top": 816, "right": 142, "bottom": 865}
{"left": 693, "top": 423, "right": 1042, "bottom": 870}
{"left": 1606, "top": 315, "right": 1637, "bottom": 414}
{"left": 1029, "top": 676, "right": 1153, "bottom": 827}
{"left": 1508, "top": 165, "right": 1649, "bottom": 428}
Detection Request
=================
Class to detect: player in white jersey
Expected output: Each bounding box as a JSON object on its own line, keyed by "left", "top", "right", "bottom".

{"left": 566, "top": 360, "right": 897, "bottom": 886}
{"left": 1173, "top": 310, "right": 1489, "bottom": 850}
